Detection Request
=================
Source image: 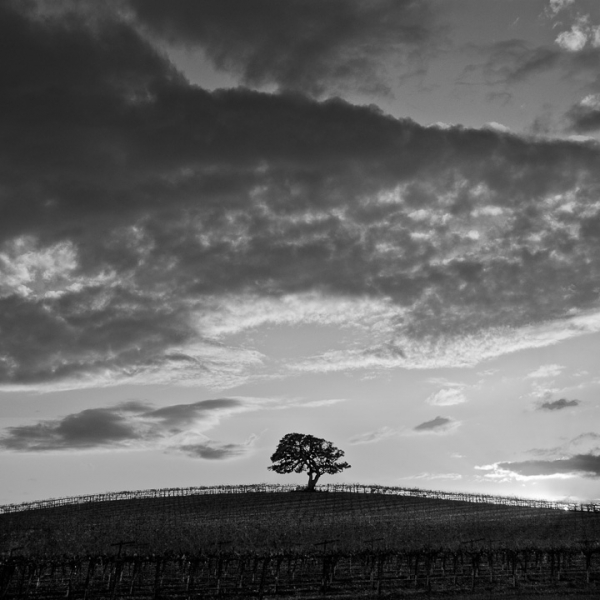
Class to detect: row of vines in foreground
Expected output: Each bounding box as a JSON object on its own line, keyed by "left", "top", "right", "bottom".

{"left": 1, "top": 483, "right": 598, "bottom": 515}
{"left": 1, "top": 547, "right": 600, "bottom": 598}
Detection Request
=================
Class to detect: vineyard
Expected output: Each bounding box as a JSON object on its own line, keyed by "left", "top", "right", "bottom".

{"left": 1, "top": 484, "right": 599, "bottom": 598}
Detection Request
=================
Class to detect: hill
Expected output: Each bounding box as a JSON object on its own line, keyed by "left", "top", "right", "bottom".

{"left": 1, "top": 485, "right": 599, "bottom": 598}
{"left": 1, "top": 484, "right": 599, "bottom": 556}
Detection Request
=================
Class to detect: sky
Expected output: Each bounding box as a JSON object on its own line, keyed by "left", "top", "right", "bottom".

{"left": 1, "top": 0, "right": 600, "bottom": 505}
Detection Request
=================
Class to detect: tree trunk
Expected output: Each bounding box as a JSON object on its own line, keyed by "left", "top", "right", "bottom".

{"left": 306, "top": 473, "right": 320, "bottom": 492}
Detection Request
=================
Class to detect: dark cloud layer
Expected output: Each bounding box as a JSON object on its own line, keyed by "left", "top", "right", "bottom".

{"left": 144, "top": 399, "right": 242, "bottom": 431}
{"left": 497, "top": 454, "right": 600, "bottom": 478}
{"left": 180, "top": 437, "right": 256, "bottom": 460}
{"left": 0, "top": 408, "right": 139, "bottom": 451}
{"left": 0, "top": 399, "right": 250, "bottom": 458}
{"left": 414, "top": 416, "right": 453, "bottom": 432}
{"left": 130, "top": 0, "right": 436, "bottom": 96}
{"left": 538, "top": 398, "right": 580, "bottom": 411}
{"left": 3, "top": 1, "right": 600, "bottom": 386}
{"left": 566, "top": 102, "right": 600, "bottom": 133}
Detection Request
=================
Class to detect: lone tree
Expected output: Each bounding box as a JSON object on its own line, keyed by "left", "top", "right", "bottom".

{"left": 268, "top": 433, "right": 350, "bottom": 492}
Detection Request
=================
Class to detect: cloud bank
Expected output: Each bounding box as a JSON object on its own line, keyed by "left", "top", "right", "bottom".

{"left": 566, "top": 94, "right": 600, "bottom": 132}
{"left": 4, "top": 1, "right": 600, "bottom": 388}
{"left": 479, "top": 430, "right": 600, "bottom": 481}
{"left": 554, "top": 15, "right": 600, "bottom": 53}
{"left": 0, "top": 399, "right": 257, "bottom": 459}
{"left": 129, "top": 0, "right": 437, "bottom": 96}
{"left": 413, "top": 416, "right": 458, "bottom": 434}
{"left": 537, "top": 398, "right": 580, "bottom": 411}
{"left": 488, "top": 454, "right": 600, "bottom": 479}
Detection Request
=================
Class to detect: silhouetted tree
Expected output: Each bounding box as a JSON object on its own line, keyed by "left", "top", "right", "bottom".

{"left": 268, "top": 432, "right": 350, "bottom": 491}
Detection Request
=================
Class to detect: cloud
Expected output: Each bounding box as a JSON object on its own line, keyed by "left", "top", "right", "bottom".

{"left": 179, "top": 434, "right": 257, "bottom": 460}
{"left": 478, "top": 431, "right": 600, "bottom": 480}
{"left": 142, "top": 398, "right": 243, "bottom": 431}
{"left": 565, "top": 94, "right": 600, "bottom": 132}
{"left": 528, "top": 380, "right": 561, "bottom": 400}
{"left": 484, "top": 122, "right": 510, "bottom": 133}
{"left": 0, "top": 236, "right": 98, "bottom": 300}
{"left": 467, "top": 40, "right": 561, "bottom": 85}
{"left": 570, "top": 432, "right": 600, "bottom": 446}
{"left": 298, "top": 398, "right": 347, "bottom": 409}
{"left": 348, "top": 426, "right": 398, "bottom": 445}
{"left": 413, "top": 416, "right": 458, "bottom": 434}
{"left": 0, "top": 398, "right": 259, "bottom": 458}
{"left": 526, "top": 364, "right": 565, "bottom": 379}
{"left": 129, "top": 0, "right": 437, "bottom": 96}
{"left": 468, "top": 37, "right": 600, "bottom": 89}
{"left": 6, "top": 1, "right": 600, "bottom": 388}
{"left": 270, "top": 397, "right": 349, "bottom": 410}
{"left": 291, "top": 311, "right": 600, "bottom": 371}
{"left": 528, "top": 432, "right": 600, "bottom": 458}
{"left": 492, "top": 454, "right": 600, "bottom": 478}
{"left": 546, "top": 0, "right": 575, "bottom": 17}
{"left": 555, "top": 18, "right": 590, "bottom": 52}
{"left": 194, "top": 293, "right": 402, "bottom": 339}
{"left": 476, "top": 369, "right": 498, "bottom": 377}
{"left": 554, "top": 14, "right": 600, "bottom": 52}
{"left": 527, "top": 368, "right": 600, "bottom": 401}
{"left": 408, "top": 472, "right": 463, "bottom": 481}
{"left": 537, "top": 398, "right": 580, "bottom": 411}
{"left": 426, "top": 387, "right": 467, "bottom": 406}
{"left": 0, "top": 407, "right": 142, "bottom": 451}
{"left": 118, "top": 400, "right": 154, "bottom": 412}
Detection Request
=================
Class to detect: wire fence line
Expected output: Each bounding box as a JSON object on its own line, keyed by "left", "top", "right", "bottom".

{"left": 1, "top": 482, "right": 598, "bottom": 515}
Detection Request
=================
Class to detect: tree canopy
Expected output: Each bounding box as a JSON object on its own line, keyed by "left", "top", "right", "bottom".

{"left": 268, "top": 432, "right": 350, "bottom": 491}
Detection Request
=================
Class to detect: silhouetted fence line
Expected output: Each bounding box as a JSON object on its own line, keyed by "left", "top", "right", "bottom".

{"left": 1, "top": 482, "right": 597, "bottom": 516}
{"left": 322, "top": 483, "right": 599, "bottom": 512}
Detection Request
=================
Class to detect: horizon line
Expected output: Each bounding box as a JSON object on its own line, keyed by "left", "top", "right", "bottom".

{"left": 1, "top": 482, "right": 598, "bottom": 515}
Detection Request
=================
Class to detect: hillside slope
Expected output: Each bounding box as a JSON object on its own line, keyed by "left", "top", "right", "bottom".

{"left": 2, "top": 489, "right": 599, "bottom": 556}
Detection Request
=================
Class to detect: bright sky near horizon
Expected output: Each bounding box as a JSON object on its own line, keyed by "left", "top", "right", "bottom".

{"left": 1, "top": 0, "right": 600, "bottom": 505}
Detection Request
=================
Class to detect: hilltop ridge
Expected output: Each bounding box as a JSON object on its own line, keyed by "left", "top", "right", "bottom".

{"left": 2, "top": 482, "right": 598, "bottom": 516}
{"left": 2, "top": 483, "right": 599, "bottom": 558}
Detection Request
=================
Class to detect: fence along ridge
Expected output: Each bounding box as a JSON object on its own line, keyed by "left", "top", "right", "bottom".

{"left": 0, "top": 482, "right": 597, "bottom": 515}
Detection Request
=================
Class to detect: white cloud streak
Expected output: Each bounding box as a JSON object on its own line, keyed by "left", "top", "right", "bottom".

{"left": 0, "top": 236, "right": 114, "bottom": 300}
{"left": 348, "top": 426, "right": 398, "bottom": 445}
{"left": 406, "top": 472, "right": 463, "bottom": 481}
{"left": 526, "top": 364, "right": 565, "bottom": 379}
{"left": 194, "top": 293, "right": 403, "bottom": 339}
{"left": 426, "top": 387, "right": 468, "bottom": 406}
{"left": 290, "top": 309, "right": 600, "bottom": 373}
